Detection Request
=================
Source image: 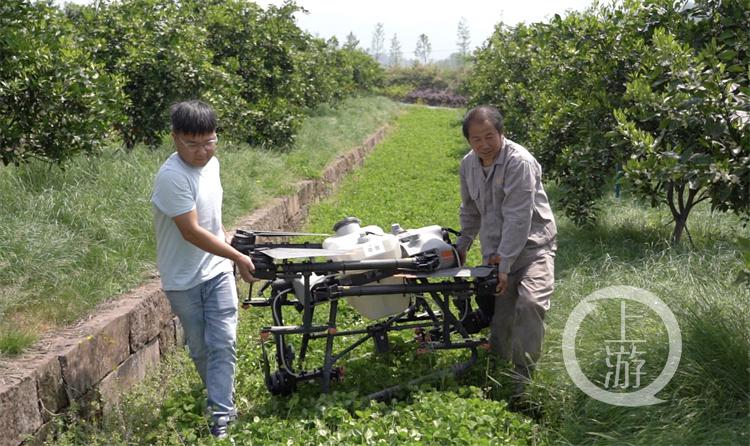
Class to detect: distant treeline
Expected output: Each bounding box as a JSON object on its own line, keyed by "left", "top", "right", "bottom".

{"left": 0, "top": 0, "right": 384, "bottom": 165}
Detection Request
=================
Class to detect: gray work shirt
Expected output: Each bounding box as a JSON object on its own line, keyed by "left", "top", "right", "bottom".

{"left": 455, "top": 138, "right": 557, "bottom": 273}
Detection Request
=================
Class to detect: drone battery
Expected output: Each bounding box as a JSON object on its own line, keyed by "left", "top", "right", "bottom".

{"left": 396, "top": 225, "right": 458, "bottom": 269}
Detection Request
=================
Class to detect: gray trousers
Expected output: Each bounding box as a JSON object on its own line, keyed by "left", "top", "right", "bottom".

{"left": 488, "top": 248, "right": 555, "bottom": 370}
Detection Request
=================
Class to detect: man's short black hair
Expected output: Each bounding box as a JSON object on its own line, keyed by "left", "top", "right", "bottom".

{"left": 462, "top": 105, "right": 504, "bottom": 139}
{"left": 170, "top": 100, "right": 217, "bottom": 135}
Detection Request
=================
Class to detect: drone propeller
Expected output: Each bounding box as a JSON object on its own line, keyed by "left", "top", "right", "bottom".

{"left": 395, "top": 265, "right": 497, "bottom": 279}
{"left": 237, "top": 229, "right": 329, "bottom": 237}
{"left": 260, "top": 247, "right": 353, "bottom": 259}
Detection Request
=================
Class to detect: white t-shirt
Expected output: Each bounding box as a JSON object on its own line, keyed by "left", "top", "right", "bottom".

{"left": 151, "top": 152, "right": 232, "bottom": 291}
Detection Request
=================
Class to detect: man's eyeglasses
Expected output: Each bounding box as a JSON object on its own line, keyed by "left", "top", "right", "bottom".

{"left": 178, "top": 136, "right": 219, "bottom": 152}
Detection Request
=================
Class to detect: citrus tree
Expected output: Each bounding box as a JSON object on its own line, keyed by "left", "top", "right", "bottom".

{"left": 466, "top": 0, "right": 749, "bottom": 240}
{"left": 69, "top": 0, "right": 227, "bottom": 149}
{"left": 0, "top": 0, "right": 123, "bottom": 165}
{"left": 65, "top": 0, "right": 383, "bottom": 151}
{"left": 615, "top": 2, "right": 749, "bottom": 243}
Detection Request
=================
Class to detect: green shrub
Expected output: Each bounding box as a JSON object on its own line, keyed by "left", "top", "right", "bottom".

{"left": 379, "top": 84, "right": 413, "bottom": 101}
{"left": 339, "top": 47, "right": 385, "bottom": 94}
{"left": 0, "top": 0, "right": 123, "bottom": 165}
{"left": 386, "top": 65, "right": 450, "bottom": 90}
{"left": 55, "top": 0, "right": 387, "bottom": 152}
{"left": 381, "top": 65, "right": 469, "bottom": 107}
{"left": 69, "top": 0, "right": 229, "bottom": 149}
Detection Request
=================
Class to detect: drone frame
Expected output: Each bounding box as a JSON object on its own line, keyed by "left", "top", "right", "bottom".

{"left": 232, "top": 229, "right": 497, "bottom": 399}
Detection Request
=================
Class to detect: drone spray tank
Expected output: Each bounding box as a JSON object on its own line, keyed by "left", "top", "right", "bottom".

{"left": 315, "top": 217, "right": 459, "bottom": 320}
{"left": 322, "top": 217, "right": 406, "bottom": 319}
{"left": 391, "top": 223, "right": 459, "bottom": 270}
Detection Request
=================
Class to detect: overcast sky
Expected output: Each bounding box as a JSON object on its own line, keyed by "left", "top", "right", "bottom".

{"left": 263, "top": 0, "right": 597, "bottom": 60}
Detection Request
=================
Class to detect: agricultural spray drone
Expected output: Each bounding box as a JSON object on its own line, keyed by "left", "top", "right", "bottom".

{"left": 231, "top": 217, "right": 498, "bottom": 400}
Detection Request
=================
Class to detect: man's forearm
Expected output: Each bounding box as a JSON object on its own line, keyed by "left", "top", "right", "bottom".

{"left": 457, "top": 204, "right": 481, "bottom": 252}
{"left": 182, "top": 225, "right": 244, "bottom": 262}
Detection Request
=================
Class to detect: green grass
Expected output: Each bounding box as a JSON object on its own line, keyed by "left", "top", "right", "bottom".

{"left": 0, "top": 96, "right": 401, "bottom": 356}
{"left": 530, "top": 191, "right": 750, "bottom": 445}
{"left": 0, "top": 326, "right": 37, "bottom": 356}
{"left": 303, "top": 105, "right": 468, "bottom": 233}
{"left": 47, "top": 105, "right": 749, "bottom": 445}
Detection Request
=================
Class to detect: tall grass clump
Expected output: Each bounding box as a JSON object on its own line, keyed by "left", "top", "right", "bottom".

{"left": 0, "top": 96, "right": 400, "bottom": 356}
{"left": 530, "top": 191, "right": 749, "bottom": 445}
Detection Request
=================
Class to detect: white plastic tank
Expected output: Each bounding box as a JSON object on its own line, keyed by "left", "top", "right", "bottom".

{"left": 322, "top": 217, "right": 409, "bottom": 320}
{"left": 393, "top": 224, "right": 458, "bottom": 269}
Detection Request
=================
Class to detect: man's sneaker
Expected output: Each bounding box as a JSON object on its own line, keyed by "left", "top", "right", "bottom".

{"left": 210, "top": 415, "right": 230, "bottom": 439}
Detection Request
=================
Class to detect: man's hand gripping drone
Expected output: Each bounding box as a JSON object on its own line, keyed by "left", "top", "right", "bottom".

{"left": 231, "top": 217, "right": 497, "bottom": 400}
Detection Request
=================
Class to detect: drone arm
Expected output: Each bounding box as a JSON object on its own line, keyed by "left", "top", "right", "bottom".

{"left": 316, "top": 272, "right": 497, "bottom": 299}
{"left": 248, "top": 254, "right": 278, "bottom": 280}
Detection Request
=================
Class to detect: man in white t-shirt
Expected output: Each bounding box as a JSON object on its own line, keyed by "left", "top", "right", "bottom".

{"left": 151, "top": 100, "right": 257, "bottom": 439}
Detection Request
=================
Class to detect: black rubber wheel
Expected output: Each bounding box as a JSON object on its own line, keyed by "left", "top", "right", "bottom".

{"left": 266, "top": 369, "right": 297, "bottom": 396}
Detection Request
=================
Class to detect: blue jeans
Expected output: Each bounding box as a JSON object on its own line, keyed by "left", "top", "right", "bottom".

{"left": 165, "top": 272, "right": 238, "bottom": 418}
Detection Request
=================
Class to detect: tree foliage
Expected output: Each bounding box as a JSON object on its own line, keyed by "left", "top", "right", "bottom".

{"left": 389, "top": 34, "right": 403, "bottom": 68}
{"left": 615, "top": 6, "right": 749, "bottom": 243}
{"left": 456, "top": 17, "right": 471, "bottom": 60}
{"left": 0, "top": 0, "right": 123, "bottom": 165}
{"left": 466, "top": 0, "right": 749, "bottom": 241}
{"left": 70, "top": 0, "right": 223, "bottom": 149}
{"left": 344, "top": 32, "right": 360, "bottom": 50}
{"left": 0, "top": 0, "right": 384, "bottom": 162}
{"left": 65, "top": 0, "right": 384, "bottom": 150}
{"left": 370, "top": 22, "right": 385, "bottom": 65}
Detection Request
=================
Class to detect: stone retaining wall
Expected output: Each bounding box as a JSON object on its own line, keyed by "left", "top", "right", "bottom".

{"left": 0, "top": 126, "right": 387, "bottom": 446}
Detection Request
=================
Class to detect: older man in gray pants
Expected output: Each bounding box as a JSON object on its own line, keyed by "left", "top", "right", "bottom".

{"left": 455, "top": 105, "right": 557, "bottom": 405}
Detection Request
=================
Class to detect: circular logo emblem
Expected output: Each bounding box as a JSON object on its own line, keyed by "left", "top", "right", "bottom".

{"left": 562, "top": 286, "right": 682, "bottom": 406}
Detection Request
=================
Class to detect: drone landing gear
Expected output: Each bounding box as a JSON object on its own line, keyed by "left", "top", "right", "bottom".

{"left": 263, "top": 364, "right": 345, "bottom": 396}
{"left": 247, "top": 257, "right": 497, "bottom": 398}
